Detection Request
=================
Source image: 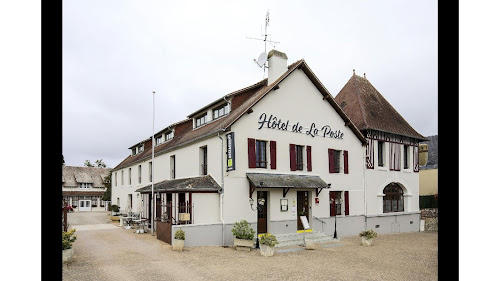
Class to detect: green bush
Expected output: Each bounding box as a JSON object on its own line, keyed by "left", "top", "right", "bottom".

{"left": 359, "top": 229, "right": 378, "bottom": 239}
{"left": 63, "top": 228, "right": 77, "bottom": 250}
{"left": 231, "top": 220, "right": 255, "bottom": 240}
{"left": 110, "top": 205, "right": 120, "bottom": 213}
{"left": 175, "top": 229, "right": 185, "bottom": 240}
{"left": 259, "top": 233, "right": 279, "bottom": 247}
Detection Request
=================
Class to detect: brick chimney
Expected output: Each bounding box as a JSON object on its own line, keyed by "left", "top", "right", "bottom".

{"left": 267, "top": 49, "right": 288, "bottom": 85}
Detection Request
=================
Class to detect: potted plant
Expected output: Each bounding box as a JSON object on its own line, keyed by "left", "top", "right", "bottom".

{"left": 359, "top": 229, "right": 377, "bottom": 246}
{"left": 259, "top": 233, "right": 278, "bottom": 256}
{"left": 231, "top": 220, "right": 256, "bottom": 250}
{"left": 62, "top": 228, "right": 77, "bottom": 263}
{"left": 173, "top": 228, "right": 185, "bottom": 251}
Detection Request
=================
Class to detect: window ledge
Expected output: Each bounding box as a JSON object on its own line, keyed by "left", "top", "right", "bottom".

{"left": 377, "top": 167, "right": 388, "bottom": 171}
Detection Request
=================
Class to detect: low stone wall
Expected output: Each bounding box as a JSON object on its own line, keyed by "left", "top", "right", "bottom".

{"left": 420, "top": 208, "right": 438, "bottom": 232}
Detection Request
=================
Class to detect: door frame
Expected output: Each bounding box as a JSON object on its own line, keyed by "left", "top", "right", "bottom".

{"left": 257, "top": 191, "right": 268, "bottom": 234}
{"left": 296, "top": 190, "right": 310, "bottom": 230}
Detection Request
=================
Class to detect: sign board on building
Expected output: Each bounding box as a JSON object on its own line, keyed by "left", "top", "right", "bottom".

{"left": 226, "top": 132, "right": 235, "bottom": 171}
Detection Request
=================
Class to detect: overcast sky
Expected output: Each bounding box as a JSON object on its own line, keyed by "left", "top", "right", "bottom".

{"left": 63, "top": 0, "right": 438, "bottom": 168}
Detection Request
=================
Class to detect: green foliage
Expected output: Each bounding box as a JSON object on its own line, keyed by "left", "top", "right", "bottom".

{"left": 102, "top": 172, "right": 112, "bottom": 201}
{"left": 259, "top": 233, "right": 279, "bottom": 247}
{"left": 231, "top": 220, "right": 255, "bottom": 240}
{"left": 419, "top": 194, "right": 438, "bottom": 209}
{"left": 175, "top": 229, "right": 185, "bottom": 240}
{"left": 359, "top": 229, "right": 378, "bottom": 239}
{"left": 110, "top": 205, "right": 120, "bottom": 212}
{"left": 63, "top": 228, "right": 77, "bottom": 250}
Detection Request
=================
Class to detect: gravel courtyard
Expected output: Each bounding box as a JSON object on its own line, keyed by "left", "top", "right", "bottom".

{"left": 63, "top": 212, "right": 438, "bottom": 281}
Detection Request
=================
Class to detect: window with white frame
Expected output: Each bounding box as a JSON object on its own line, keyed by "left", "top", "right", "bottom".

{"left": 138, "top": 145, "right": 144, "bottom": 153}
{"left": 165, "top": 131, "right": 174, "bottom": 141}
{"left": 138, "top": 165, "right": 142, "bottom": 184}
{"left": 378, "top": 141, "right": 385, "bottom": 167}
{"left": 128, "top": 168, "right": 131, "bottom": 185}
{"left": 78, "top": 182, "right": 93, "bottom": 189}
{"left": 131, "top": 147, "right": 137, "bottom": 155}
{"left": 195, "top": 113, "right": 207, "bottom": 128}
{"left": 155, "top": 135, "right": 162, "bottom": 146}
{"left": 213, "top": 103, "right": 229, "bottom": 120}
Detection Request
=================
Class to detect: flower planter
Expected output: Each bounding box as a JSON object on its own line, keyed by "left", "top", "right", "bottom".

{"left": 361, "top": 236, "right": 374, "bottom": 246}
{"left": 62, "top": 248, "right": 74, "bottom": 263}
{"left": 172, "top": 238, "right": 184, "bottom": 252}
{"left": 259, "top": 244, "right": 275, "bottom": 257}
{"left": 234, "top": 238, "right": 254, "bottom": 251}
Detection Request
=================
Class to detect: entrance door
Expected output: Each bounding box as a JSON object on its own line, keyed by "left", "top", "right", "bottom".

{"left": 79, "top": 200, "right": 91, "bottom": 211}
{"left": 297, "top": 191, "right": 309, "bottom": 230}
{"left": 257, "top": 191, "right": 268, "bottom": 234}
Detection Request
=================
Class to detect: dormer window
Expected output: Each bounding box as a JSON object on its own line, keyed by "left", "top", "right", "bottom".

{"left": 213, "top": 103, "right": 229, "bottom": 120}
{"left": 79, "top": 183, "right": 92, "bottom": 189}
{"left": 165, "top": 131, "right": 174, "bottom": 141}
{"left": 195, "top": 113, "right": 207, "bottom": 128}
{"left": 131, "top": 147, "right": 137, "bottom": 155}
{"left": 155, "top": 135, "right": 162, "bottom": 146}
{"left": 138, "top": 145, "right": 144, "bottom": 153}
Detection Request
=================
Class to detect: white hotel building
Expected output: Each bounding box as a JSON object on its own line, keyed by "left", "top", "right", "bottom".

{"left": 111, "top": 50, "right": 427, "bottom": 246}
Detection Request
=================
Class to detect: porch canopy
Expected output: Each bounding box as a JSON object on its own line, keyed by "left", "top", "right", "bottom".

{"left": 246, "top": 173, "right": 330, "bottom": 198}
{"left": 135, "top": 175, "right": 221, "bottom": 194}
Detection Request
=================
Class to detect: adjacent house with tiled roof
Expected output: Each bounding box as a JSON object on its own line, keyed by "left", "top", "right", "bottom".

{"left": 112, "top": 50, "right": 426, "bottom": 246}
{"left": 62, "top": 165, "right": 112, "bottom": 211}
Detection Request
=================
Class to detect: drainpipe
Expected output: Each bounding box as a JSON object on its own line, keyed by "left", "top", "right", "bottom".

{"left": 363, "top": 144, "right": 367, "bottom": 231}
{"left": 218, "top": 130, "right": 225, "bottom": 246}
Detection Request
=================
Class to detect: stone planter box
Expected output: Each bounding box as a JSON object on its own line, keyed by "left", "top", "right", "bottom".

{"left": 361, "top": 236, "right": 374, "bottom": 246}
{"left": 305, "top": 239, "right": 316, "bottom": 250}
{"left": 172, "top": 239, "right": 184, "bottom": 252}
{"left": 259, "top": 244, "right": 275, "bottom": 257}
{"left": 62, "top": 248, "right": 74, "bottom": 263}
{"left": 234, "top": 238, "right": 254, "bottom": 251}
{"left": 110, "top": 216, "right": 120, "bottom": 221}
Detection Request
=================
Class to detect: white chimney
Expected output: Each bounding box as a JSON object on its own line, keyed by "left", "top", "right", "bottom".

{"left": 267, "top": 49, "right": 288, "bottom": 85}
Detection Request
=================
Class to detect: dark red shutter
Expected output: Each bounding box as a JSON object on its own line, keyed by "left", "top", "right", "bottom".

{"left": 248, "top": 138, "right": 256, "bottom": 168}
{"left": 306, "top": 145, "right": 312, "bottom": 171}
{"left": 344, "top": 191, "right": 349, "bottom": 216}
{"left": 344, "top": 150, "right": 349, "bottom": 174}
{"left": 270, "top": 141, "right": 277, "bottom": 169}
{"left": 289, "top": 144, "right": 297, "bottom": 171}
{"left": 329, "top": 192, "right": 335, "bottom": 216}
{"left": 328, "top": 149, "right": 335, "bottom": 173}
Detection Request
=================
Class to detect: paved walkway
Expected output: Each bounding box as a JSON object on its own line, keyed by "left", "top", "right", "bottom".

{"left": 63, "top": 212, "right": 438, "bottom": 281}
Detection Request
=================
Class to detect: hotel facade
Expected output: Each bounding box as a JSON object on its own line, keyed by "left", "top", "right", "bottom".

{"left": 111, "top": 50, "right": 427, "bottom": 246}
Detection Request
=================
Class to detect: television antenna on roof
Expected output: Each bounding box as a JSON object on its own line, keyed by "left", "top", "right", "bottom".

{"left": 247, "top": 10, "right": 280, "bottom": 77}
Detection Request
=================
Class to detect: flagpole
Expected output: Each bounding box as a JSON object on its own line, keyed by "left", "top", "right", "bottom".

{"left": 151, "top": 90, "right": 155, "bottom": 236}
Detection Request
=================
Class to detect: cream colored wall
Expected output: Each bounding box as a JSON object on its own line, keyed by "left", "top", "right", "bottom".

{"left": 112, "top": 130, "right": 224, "bottom": 220}
{"left": 192, "top": 193, "right": 220, "bottom": 223}
{"left": 419, "top": 169, "right": 438, "bottom": 195}
{"left": 226, "top": 69, "right": 365, "bottom": 223}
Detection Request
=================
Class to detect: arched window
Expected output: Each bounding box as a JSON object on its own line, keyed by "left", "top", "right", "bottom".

{"left": 383, "top": 183, "right": 404, "bottom": 213}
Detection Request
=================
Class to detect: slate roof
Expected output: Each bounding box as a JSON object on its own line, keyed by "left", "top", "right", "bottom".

{"left": 113, "top": 58, "right": 367, "bottom": 171}
{"left": 135, "top": 175, "right": 220, "bottom": 193}
{"left": 334, "top": 74, "right": 427, "bottom": 141}
{"left": 420, "top": 135, "right": 438, "bottom": 169}
{"left": 62, "top": 166, "right": 112, "bottom": 187}
{"left": 246, "top": 173, "right": 329, "bottom": 189}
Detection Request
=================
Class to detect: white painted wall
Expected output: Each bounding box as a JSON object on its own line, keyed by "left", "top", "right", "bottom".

{"left": 365, "top": 139, "right": 420, "bottom": 215}
{"left": 226, "top": 69, "right": 365, "bottom": 224}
